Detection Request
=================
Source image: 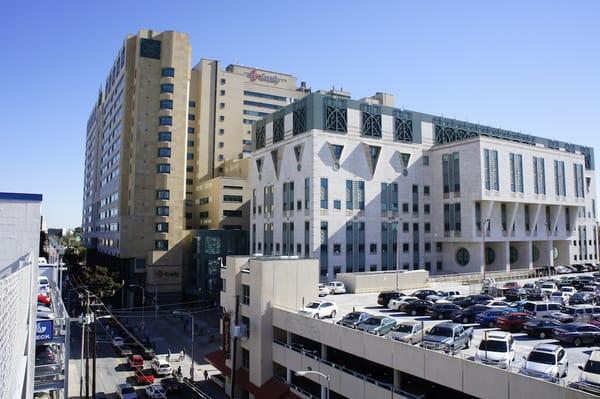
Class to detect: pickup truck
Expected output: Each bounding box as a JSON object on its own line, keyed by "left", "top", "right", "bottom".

{"left": 420, "top": 322, "right": 473, "bottom": 353}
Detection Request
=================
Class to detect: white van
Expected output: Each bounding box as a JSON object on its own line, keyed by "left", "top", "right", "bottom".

{"left": 523, "top": 301, "right": 562, "bottom": 318}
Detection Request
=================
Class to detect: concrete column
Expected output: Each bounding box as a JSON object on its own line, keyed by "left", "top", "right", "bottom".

{"left": 321, "top": 344, "right": 327, "bottom": 361}
{"left": 286, "top": 368, "right": 292, "bottom": 384}
{"left": 547, "top": 240, "right": 555, "bottom": 267}
{"left": 480, "top": 242, "right": 485, "bottom": 275}
{"left": 503, "top": 241, "right": 510, "bottom": 272}
{"left": 394, "top": 369, "right": 402, "bottom": 389}
{"left": 526, "top": 242, "right": 533, "bottom": 270}
{"left": 321, "top": 385, "right": 326, "bottom": 399}
{"left": 286, "top": 331, "right": 291, "bottom": 345}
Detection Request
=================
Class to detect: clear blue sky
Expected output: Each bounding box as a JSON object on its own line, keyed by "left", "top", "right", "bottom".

{"left": 2, "top": 1, "right": 599, "bottom": 228}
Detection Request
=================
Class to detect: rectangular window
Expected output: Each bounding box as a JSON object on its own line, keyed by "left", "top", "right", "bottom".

{"left": 381, "top": 182, "right": 398, "bottom": 212}
{"left": 442, "top": 152, "right": 460, "bottom": 193}
{"left": 187, "top": 153, "right": 194, "bottom": 160}
{"left": 241, "top": 284, "right": 250, "bottom": 305}
{"left": 346, "top": 180, "right": 354, "bottom": 210}
{"left": 484, "top": 149, "right": 499, "bottom": 190}
{"left": 574, "top": 163, "right": 585, "bottom": 198}
{"left": 159, "top": 116, "right": 172, "bottom": 126}
{"left": 422, "top": 155, "right": 430, "bottom": 166}
{"left": 501, "top": 203, "right": 507, "bottom": 232}
{"left": 554, "top": 160, "right": 566, "bottom": 196}
{"left": 475, "top": 202, "right": 481, "bottom": 231}
{"left": 188, "top": 127, "right": 195, "bottom": 134}
{"left": 243, "top": 100, "right": 283, "bottom": 110}
{"left": 157, "top": 163, "right": 170, "bottom": 173}
{"left": 304, "top": 178, "right": 310, "bottom": 209}
{"left": 160, "top": 99, "right": 173, "bottom": 109}
{"left": 320, "top": 178, "right": 328, "bottom": 209}
{"left": 156, "top": 206, "right": 169, "bottom": 216}
{"left": 155, "top": 240, "right": 168, "bottom": 250}
{"left": 188, "top": 100, "right": 196, "bottom": 107}
{"left": 140, "top": 38, "right": 161, "bottom": 59}
{"left": 161, "top": 67, "right": 175, "bottom": 77}
{"left": 156, "top": 190, "right": 170, "bottom": 200}
{"left": 244, "top": 91, "right": 287, "bottom": 102}
{"left": 320, "top": 221, "right": 328, "bottom": 276}
{"left": 333, "top": 200, "right": 341, "bottom": 209}
{"left": 155, "top": 222, "right": 169, "bottom": 232}
{"left": 188, "top": 114, "right": 195, "bottom": 121}
{"left": 533, "top": 157, "right": 546, "bottom": 194}
{"left": 158, "top": 131, "right": 171, "bottom": 142}
{"left": 524, "top": 204, "right": 530, "bottom": 231}
{"left": 412, "top": 185, "right": 419, "bottom": 214}
{"left": 187, "top": 140, "right": 194, "bottom": 147}
{"left": 509, "top": 153, "right": 523, "bottom": 193}
{"left": 160, "top": 83, "right": 174, "bottom": 93}
{"left": 157, "top": 147, "right": 171, "bottom": 157}
{"left": 223, "top": 195, "right": 243, "bottom": 203}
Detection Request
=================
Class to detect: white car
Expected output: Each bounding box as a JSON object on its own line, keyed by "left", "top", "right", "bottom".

{"left": 112, "top": 336, "right": 124, "bottom": 347}
{"left": 318, "top": 284, "right": 329, "bottom": 297}
{"left": 560, "top": 286, "right": 577, "bottom": 300}
{"left": 328, "top": 281, "right": 346, "bottom": 294}
{"left": 540, "top": 283, "right": 558, "bottom": 295}
{"left": 151, "top": 358, "right": 172, "bottom": 376}
{"left": 298, "top": 301, "right": 337, "bottom": 319}
{"left": 475, "top": 331, "right": 516, "bottom": 369}
{"left": 144, "top": 384, "right": 166, "bottom": 399}
{"left": 486, "top": 300, "right": 511, "bottom": 308}
{"left": 549, "top": 291, "right": 565, "bottom": 305}
{"left": 38, "top": 276, "right": 50, "bottom": 294}
{"left": 519, "top": 344, "right": 568, "bottom": 382}
{"left": 388, "top": 296, "right": 418, "bottom": 311}
{"left": 576, "top": 349, "right": 600, "bottom": 394}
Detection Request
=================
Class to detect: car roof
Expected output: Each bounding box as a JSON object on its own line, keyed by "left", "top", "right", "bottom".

{"left": 589, "top": 350, "right": 600, "bottom": 362}
{"left": 436, "top": 322, "right": 460, "bottom": 328}
{"left": 398, "top": 320, "right": 419, "bottom": 326}
{"left": 533, "top": 343, "right": 561, "bottom": 353}
{"left": 485, "top": 331, "right": 511, "bottom": 340}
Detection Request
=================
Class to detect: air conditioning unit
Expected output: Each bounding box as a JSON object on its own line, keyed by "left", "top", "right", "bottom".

{"left": 232, "top": 325, "right": 247, "bottom": 338}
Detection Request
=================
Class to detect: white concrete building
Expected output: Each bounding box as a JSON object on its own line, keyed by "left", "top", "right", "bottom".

{"left": 249, "top": 91, "right": 598, "bottom": 280}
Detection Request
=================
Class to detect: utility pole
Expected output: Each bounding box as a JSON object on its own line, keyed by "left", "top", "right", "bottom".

{"left": 85, "top": 291, "right": 90, "bottom": 399}
{"left": 230, "top": 295, "right": 240, "bottom": 399}
{"left": 92, "top": 315, "right": 97, "bottom": 399}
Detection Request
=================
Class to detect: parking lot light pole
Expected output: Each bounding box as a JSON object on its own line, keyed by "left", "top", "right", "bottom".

{"left": 295, "top": 368, "right": 330, "bottom": 399}
{"left": 129, "top": 284, "right": 145, "bottom": 331}
{"left": 174, "top": 310, "right": 195, "bottom": 381}
{"left": 481, "top": 218, "right": 490, "bottom": 282}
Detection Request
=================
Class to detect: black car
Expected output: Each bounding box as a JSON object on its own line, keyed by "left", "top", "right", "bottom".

{"left": 522, "top": 318, "right": 564, "bottom": 339}
{"left": 412, "top": 289, "right": 439, "bottom": 300}
{"left": 525, "top": 288, "right": 545, "bottom": 301}
{"left": 552, "top": 323, "right": 600, "bottom": 346}
{"left": 377, "top": 291, "right": 404, "bottom": 307}
{"left": 451, "top": 304, "right": 490, "bottom": 324}
{"left": 426, "top": 303, "right": 461, "bottom": 320}
{"left": 570, "top": 292, "right": 596, "bottom": 305}
{"left": 504, "top": 288, "right": 527, "bottom": 301}
{"left": 453, "top": 294, "right": 493, "bottom": 308}
{"left": 161, "top": 377, "right": 181, "bottom": 393}
{"left": 400, "top": 300, "right": 433, "bottom": 316}
{"left": 572, "top": 264, "right": 588, "bottom": 273}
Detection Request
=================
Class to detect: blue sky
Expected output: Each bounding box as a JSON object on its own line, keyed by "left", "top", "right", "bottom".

{"left": 1, "top": 1, "right": 599, "bottom": 228}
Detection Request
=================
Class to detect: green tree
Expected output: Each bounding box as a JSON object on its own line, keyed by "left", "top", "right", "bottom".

{"left": 71, "top": 264, "right": 122, "bottom": 298}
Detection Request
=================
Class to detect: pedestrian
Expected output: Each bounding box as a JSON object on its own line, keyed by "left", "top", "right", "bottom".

{"left": 204, "top": 370, "right": 209, "bottom": 380}
{"left": 167, "top": 348, "right": 171, "bottom": 362}
{"left": 180, "top": 349, "right": 185, "bottom": 361}
{"left": 177, "top": 365, "right": 182, "bottom": 377}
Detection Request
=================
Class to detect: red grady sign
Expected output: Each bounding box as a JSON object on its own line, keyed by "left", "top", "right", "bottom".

{"left": 245, "top": 69, "right": 286, "bottom": 85}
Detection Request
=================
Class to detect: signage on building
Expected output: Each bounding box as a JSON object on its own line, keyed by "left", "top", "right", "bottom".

{"left": 36, "top": 319, "right": 54, "bottom": 341}
{"left": 245, "top": 69, "right": 287, "bottom": 85}
{"left": 223, "top": 312, "right": 231, "bottom": 359}
{"left": 153, "top": 270, "right": 179, "bottom": 279}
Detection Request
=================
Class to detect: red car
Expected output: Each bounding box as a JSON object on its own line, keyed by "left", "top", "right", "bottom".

{"left": 136, "top": 369, "right": 155, "bottom": 385}
{"left": 128, "top": 354, "right": 144, "bottom": 369}
{"left": 37, "top": 294, "right": 51, "bottom": 306}
{"left": 496, "top": 312, "right": 533, "bottom": 332}
{"left": 501, "top": 281, "right": 521, "bottom": 290}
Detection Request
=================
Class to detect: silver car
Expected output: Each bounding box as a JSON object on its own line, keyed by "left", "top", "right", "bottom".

{"left": 386, "top": 321, "right": 424, "bottom": 344}
{"left": 356, "top": 316, "right": 396, "bottom": 335}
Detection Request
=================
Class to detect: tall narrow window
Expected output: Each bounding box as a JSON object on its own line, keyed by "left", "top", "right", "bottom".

{"left": 484, "top": 149, "right": 499, "bottom": 190}
{"left": 524, "top": 204, "right": 531, "bottom": 232}
{"left": 442, "top": 152, "right": 460, "bottom": 194}
{"left": 574, "top": 163, "right": 585, "bottom": 198}
{"left": 320, "top": 178, "right": 328, "bottom": 209}
{"left": 509, "top": 153, "right": 523, "bottom": 193}
{"left": 346, "top": 180, "right": 354, "bottom": 210}
{"left": 304, "top": 178, "right": 310, "bottom": 209}
{"left": 554, "top": 160, "right": 566, "bottom": 196}
{"left": 533, "top": 157, "right": 546, "bottom": 194}
{"left": 475, "top": 202, "right": 482, "bottom": 231}
{"left": 501, "top": 203, "right": 507, "bottom": 232}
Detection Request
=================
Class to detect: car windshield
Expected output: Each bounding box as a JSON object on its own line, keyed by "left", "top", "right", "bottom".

{"left": 305, "top": 302, "right": 320, "bottom": 309}
{"left": 479, "top": 340, "right": 508, "bottom": 352}
{"left": 364, "top": 318, "right": 382, "bottom": 325}
{"left": 561, "top": 287, "right": 572, "bottom": 292}
{"left": 345, "top": 313, "right": 360, "bottom": 321}
{"left": 528, "top": 351, "right": 556, "bottom": 365}
{"left": 584, "top": 360, "right": 600, "bottom": 374}
{"left": 551, "top": 292, "right": 562, "bottom": 297}
{"left": 395, "top": 324, "right": 414, "bottom": 333}
{"left": 122, "top": 388, "right": 135, "bottom": 394}
{"left": 428, "top": 326, "right": 453, "bottom": 337}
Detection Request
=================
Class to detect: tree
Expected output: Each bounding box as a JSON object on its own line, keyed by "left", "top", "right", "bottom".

{"left": 71, "top": 264, "right": 122, "bottom": 298}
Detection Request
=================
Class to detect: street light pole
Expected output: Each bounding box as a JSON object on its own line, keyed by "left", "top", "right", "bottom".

{"left": 481, "top": 218, "right": 490, "bottom": 282}
{"left": 154, "top": 285, "right": 158, "bottom": 324}
{"left": 174, "top": 310, "right": 195, "bottom": 381}
{"left": 295, "top": 368, "right": 330, "bottom": 399}
{"left": 129, "top": 284, "right": 145, "bottom": 331}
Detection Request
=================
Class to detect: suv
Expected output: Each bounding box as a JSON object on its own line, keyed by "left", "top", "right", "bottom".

{"left": 378, "top": 291, "right": 404, "bottom": 307}
{"left": 420, "top": 322, "right": 473, "bottom": 353}
{"left": 151, "top": 358, "right": 172, "bottom": 376}
{"left": 328, "top": 281, "right": 346, "bottom": 294}
{"left": 298, "top": 301, "right": 337, "bottom": 319}
{"left": 575, "top": 349, "right": 600, "bottom": 394}
{"left": 386, "top": 321, "right": 424, "bottom": 344}
{"left": 117, "top": 383, "right": 137, "bottom": 399}
{"left": 522, "top": 301, "right": 562, "bottom": 318}
{"left": 519, "top": 344, "right": 568, "bottom": 382}
{"left": 412, "top": 289, "right": 439, "bottom": 300}
{"left": 475, "top": 331, "right": 516, "bottom": 368}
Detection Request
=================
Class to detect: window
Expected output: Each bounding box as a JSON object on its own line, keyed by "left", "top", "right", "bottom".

{"left": 509, "top": 153, "right": 524, "bottom": 193}
{"left": 242, "top": 285, "right": 250, "bottom": 305}
{"left": 188, "top": 140, "right": 194, "bottom": 147}
{"left": 187, "top": 153, "right": 194, "bottom": 160}
{"left": 186, "top": 179, "right": 193, "bottom": 185}
{"left": 157, "top": 163, "right": 170, "bottom": 173}
{"left": 424, "top": 223, "right": 431, "bottom": 233}
{"left": 347, "top": 180, "right": 366, "bottom": 210}
{"left": 442, "top": 152, "right": 460, "bottom": 193}
{"left": 218, "top": 142, "right": 224, "bottom": 148}
{"left": 305, "top": 178, "right": 310, "bottom": 209}
{"left": 554, "top": 160, "right": 566, "bottom": 196}
{"left": 443, "top": 203, "right": 461, "bottom": 233}
{"left": 320, "top": 178, "right": 328, "bottom": 209}
{"left": 220, "top": 78, "right": 226, "bottom": 85}
{"left": 140, "top": 38, "right": 161, "bottom": 59}
{"left": 325, "top": 100, "right": 347, "bottom": 132}
{"left": 188, "top": 100, "right": 196, "bottom": 107}
{"left": 188, "top": 127, "right": 195, "bottom": 134}
{"left": 161, "top": 67, "right": 175, "bottom": 77}
{"left": 333, "top": 244, "right": 341, "bottom": 254}
{"left": 242, "top": 348, "right": 249, "bottom": 370}
{"left": 484, "top": 149, "right": 499, "bottom": 190}
{"left": 243, "top": 100, "right": 282, "bottom": 110}
{"left": 156, "top": 190, "right": 170, "bottom": 200}
{"left": 380, "top": 182, "right": 399, "bottom": 212}
{"left": 424, "top": 186, "right": 430, "bottom": 196}
{"left": 158, "top": 132, "right": 171, "bottom": 141}
{"left": 574, "top": 163, "right": 585, "bottom": 198}
{"left": 160, "top": 99, "right": 173, "bottom": 109}
{"left": 219, "top": 115, "right": 225, "bottom": 121}
{"left": 220, "top": 89, "right": 225, "bottom": 95}
{"left": 361, "top": 105, "right": 382, "bottom": 137}
{"left": 422, "top": 155, "right": 430, "bottom": 166}
{"left": 224, "top": 195, "right": 243, "bottom": 203}
{"left": 533, "top": 157, "right": 546, "bottom": 194}
{"left": 155, "top": 240, "right": 168, "bottom": 250}
{"left": 402, "top": 203, "right": 409, "bottom": 213}
{"left": 159, "top": 116, "right": 172, "bottom": 126}
{"left": 223, "top": 210, "right": 242, "bottom": 217}
{"left": 156, "top": 206, "right": 169, "bottom": 216}
{"left": 333, "top": 200, "right": 341, "bottom": 209}
{"left": 188, "top": 114, "right": 195, "bottom": 121}
{"left": 424, "top": 204, "right": 431, "bottom": 214}
{"left": 155, "top": 222, "right": 169, "bottom": 232}
{"left": 244, "top": 91, "right": 287, "bottom": 102}
{"left": 456, "top": 248, "right": 469, "bottom": 266}
{"left": 370, "top": 244, "right": 377, "bottom": 254}
{"left": 157, "top": 147, "right": 171, "bottom": 157}
{"left": 160, "top": 83, "right": 174, "bottom": 93}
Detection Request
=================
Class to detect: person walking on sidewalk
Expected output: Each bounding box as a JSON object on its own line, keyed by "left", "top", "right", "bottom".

{"left": 204, "top": 370, "right": 209, "bottom": 381}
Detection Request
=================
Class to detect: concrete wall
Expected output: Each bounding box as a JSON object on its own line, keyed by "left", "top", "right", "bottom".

{"left": 336, "top": 270, "right": 429, "bottom": 293}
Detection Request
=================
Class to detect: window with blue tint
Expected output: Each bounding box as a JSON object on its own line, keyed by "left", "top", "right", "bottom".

{"left": 140, "top": 38, "right": 161, "bottom": 59}
{"left": 155, "top": 240, "right": 168, "bottom": 250}
{"left": 156, "top": 190, "right": 170, "bottom": 200}
{"left": 159, "top": 116, "right": 172, "bottom": 126}
{"left": 243, "top": 110, "right": 269, "bottom": 117}
{"left": 157, "top": 164, "right": 170, "bottom": 173}
{"left": 155, "top": 222, "right": 169, "bottom": 232}
{"left": 157, "top": 147, "right": 171, "bottom": 158}
{"left": 161, "top": 67, "right": 175, "bottom": 77}
{"left": 333, "top": 200, "right": 341, "bottom": 210}
{"left": 188, "top": 127, "right": 195, "bottom": 134}
{"left": 320, "top": 178, "right": 328, "bottom": 209}
{"left": 244, "top": 91, "right": 287, "bottom": 102}
{"left": 243, "top": 100, "right": 282, "bottom": 110}
{"left": 160, "top": 99, "right": 173, "bottom": 109}
{"left": 188, "top": 100, "right": 196, "bottom": 107}
{"left": 187, "top": 140, "right": 194, "bottom": 147}
{"left": 160, "top": 83, "right": 174, "bottom": 93}
{"left": 156, "top": 206, "right": 169, "bottom": 216}
{"left": 188, "top": 114, "right": 195, "bottom": 121}
{"left": 158, "top": 132, "right": 171, "bottom": 142}
{"left": 187, "top": 153, "right": 194, "bottom": 160}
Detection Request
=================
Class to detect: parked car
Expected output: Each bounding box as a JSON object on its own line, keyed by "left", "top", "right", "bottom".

{"left": 119, "top": 345, "right": 133, "bottom": 357}
{"left": 387, "top": 296, "right": 418, "bottom": 311}
{"left": 452, "top": 304, "right": 490, "bottom": 324}
{"left": 377, "top": 291, "right": 404, "bottom": 307}
{"left": 555, "top": 265, "right": 571, "bottom": 274}
{"left": 328, "top": 281, "right": 346, "bottom": 294}
{"left": 128, "top": 354, "right": 144, "bottom": 369}
{"left": 412, "top": 289, "right": 439, "bottom": 300}
{"left": 420, "top": 322, "right": 473, "bottom": 353}
{"left": 400, "top": 300, "right": 433, "bottom": 316}
{"left": 117, "top": 383, "right": 137, "bottom": 399}
{"left": 38, "top": 276, "right": 50, "bottom": 294}
{"left": 574, "top": 349, "right": 600, "bottom": 394}
{"left": 540, "top": 282, "right": 558, "bottom": 295}
{"left": 552, "top": 323, "right": 600, "bottom": 347}
{"left": 161, "top": 377, "right": 181, "bottom": 393}
{"left": 453, "top": 294, "right": 494, "bottom": 308}
{"left": 475, "top": 309, "right": 514, "bottom": 328}
{"left": 298, "top": 301, "right": 337, "bottom": 319}
{"left": 525, "top": 288, "right": 545, "bottom": 301}
{"left": 427, "top": 303, "right": 461, "bottom": 320}
{"left": 486, "top": 300, "right": 511, "bottom": 308}
{"left": 356, "top": 316, "right": 396, "bottom": 335}
{"left": 560, "top": 286, "right": 578, "bottom": 300}
{"left": 386, "top": 321, "right": 425, "bottom": 344}
{"left": 502, "top": 281, "right": 521, "bottom": 290}
{"left": 112, "top": 336, "right": 125, "bottom": 347}
{"left": 519, "top": 344, "right": 568, "bottom": 382}
{"left": 560, "top": 305, "right": 600, "bottom": 322}
{"left": 337, "top": 311, "right": 371, "bottom": 328}
{"left": 426, "top": 290, "right": 461, "bottom": 303}
{"left": 318, "top": 284, "right": 329, "bottom": 297}
{"left": 37, "top": 294, "right": 51, "bottom": 306}
{"left": 522, "top": 301, "right": 562, "bottom": 318}
{"left": 496, "top": 312, "right": 534, "bottom": 332}
{"left": 136, "top": 369, "right": 155, "bottom": 385}
{"left": 475, "top": 331, "right": 516, "bottom": 368}
{"left": 522, "top": 318, "right": 564, "bottom": 339}
{"left": 145, "top": 384, "right": 166, "bottom": 399}
{"left": 151, "top": 357, "right": 172, "bottom": 376}
{"left": 504, "top": 288, "right": 527, "bottom": 302}
{"left": 570, "top": 292, "right": 596, "bottom": 305}
{"left": 549, "top": 291, "right": 566, "bottom": 305}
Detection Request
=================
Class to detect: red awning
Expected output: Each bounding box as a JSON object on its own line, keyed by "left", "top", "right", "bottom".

{"left": 204, "top": 349, "right": 231, "bottom": 377}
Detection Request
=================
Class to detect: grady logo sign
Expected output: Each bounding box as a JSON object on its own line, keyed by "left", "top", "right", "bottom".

{"left": 245, "top": 69, "right": 287, "bottom": 85}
